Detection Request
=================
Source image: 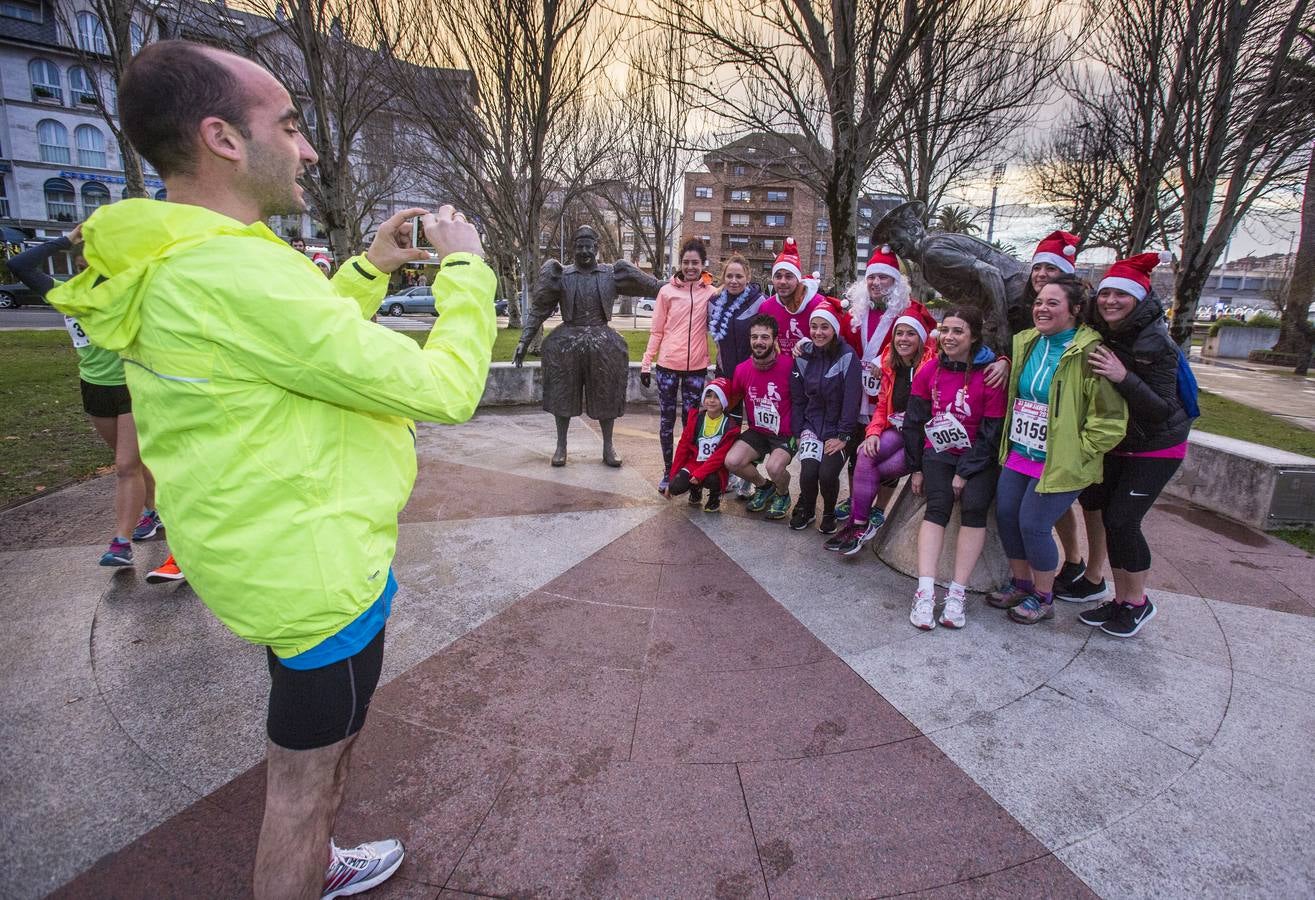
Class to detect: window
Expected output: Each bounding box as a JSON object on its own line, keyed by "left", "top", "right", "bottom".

{"left": 82, "top": 181, "right": 110, "bottom": 213}
{"left": 68, "top": 67, "right": 97, "bottom": 105}
{"left": 75, "top": 124, "right": 106, "bottom": 167}
{"left": 700, "top": 235, "right": 711, "bottom": 242}
{"left": 693, "top": 210, "right": 712, "bottom": 223}
{"left": 762, "top": 239, "right": 775, "bottom": 251}
{"left": 29, "top": 59, "right": 61, "bottom": 103}
{"left": 729, "top": 236, "right": 749, "bottom": 247}
{"left": 130, "top": 22, "right": 145, "bottom": 54}
{"left": 857, "top": 236, "right": 869, "bottom": 248}
{"left": 100, "top": 76, "right": 117, "bottom": 114}
{"left": 767, "top": 190, "right": 788, "bottom": 202}
{"left": 816, "top": 218, "right": 828, "bottom": 230}
{"left": 76, "top": 11, "right": 108, "bottom": 54}
{"left": 730, "top": 189, "right": 751, "bottom": 202}
{"left": 37, "top": 119, "right": 71, "bottom": 164}
{"left": 815, "top": 241, "right": 827, "bottom": 253}
{"left": 44, "top": 178, "right": 77, "bottom": 221}
{"left": 732, "top": 165, "right": 746, "bottom": 176}
{"left": 0, "top": 178, "right": 10, "bottom": 218}
{"left": 694, "top": 186, "right": 712, "bottom": 199}
{"left": 765, "top": 213, "right": 786, "bottom": 227}
{"left": 1, "top": 0, "right": 41, "bottom": 22}
{"left": 859, "top": 207, "right": 873, "bottom": 219}
{"left": 729, "top": 212, "right": 749, "bottom": 226}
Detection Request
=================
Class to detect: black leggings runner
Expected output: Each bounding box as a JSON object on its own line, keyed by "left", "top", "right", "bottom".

{"left": 799, "top": 448, "right": 849, "bottom": 516}
{"left": 1079, "top": 454, "right": 1181, "bottom": 572}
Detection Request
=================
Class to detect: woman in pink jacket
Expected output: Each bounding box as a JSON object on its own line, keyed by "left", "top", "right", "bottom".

{"left": 642, "top": 237, "right": 717, "bottom": 492}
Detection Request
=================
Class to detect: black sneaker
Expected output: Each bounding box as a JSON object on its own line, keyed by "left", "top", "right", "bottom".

{"left": 1100, "top": 598, "right": 1156, "bottom": 637}
{"left": 818, "top": 514, "right": 838, "bottom": 535}
{"left": 1078, "top": 600, "right": 1121, "bottom": 627}
{"left": 1056, "top": 558, "right": 1086, "bottom": 590}
{"left": 703, "top": 493, "right": 721, "bottom": 513}
{"left": 1056, "top": 575, "right": 1112, "bottom": 603}
{"left": 687, "top": 487, "right": 703, "bottom": 507}
{"left": 789, "top": 504, "right": 815, "bottom": 530}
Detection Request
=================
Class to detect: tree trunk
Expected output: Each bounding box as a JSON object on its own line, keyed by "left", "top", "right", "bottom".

{"left": 1274, "top": 147, "right": 1315, "bottom": 370}
{"left": 120, "top": 140, "right": 146, "bottom": 199}
{"left": 827, "top": 162, "right": 859, "bottom": 286}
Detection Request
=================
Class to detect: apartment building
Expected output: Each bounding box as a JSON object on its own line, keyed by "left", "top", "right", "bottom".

{"left": 680, "top": 133, "right": 900, "bottom": 285}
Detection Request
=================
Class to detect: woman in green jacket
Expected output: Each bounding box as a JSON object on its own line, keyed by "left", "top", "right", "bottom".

{"left": 988, "top": 276, "right": 1127, "bottom": 624}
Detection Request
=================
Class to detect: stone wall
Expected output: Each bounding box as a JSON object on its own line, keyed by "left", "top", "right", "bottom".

{"left": 1202, "top": 326, "right": 1280, "bottom": 360}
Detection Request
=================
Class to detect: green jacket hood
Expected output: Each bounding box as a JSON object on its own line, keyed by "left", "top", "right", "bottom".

{"left": 47, "top": 200, "right": 265, "bottom": 352}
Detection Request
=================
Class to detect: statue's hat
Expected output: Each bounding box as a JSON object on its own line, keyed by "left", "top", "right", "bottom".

{"left": 871, "top": 200, "right": 927, "bottom": 248}
{"left": 573, "top": 225, "right": 598, "bottom": 242}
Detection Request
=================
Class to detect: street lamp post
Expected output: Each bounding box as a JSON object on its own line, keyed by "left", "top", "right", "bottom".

{"left": 985, "top": 164, "right": 1007, "bottom": 245}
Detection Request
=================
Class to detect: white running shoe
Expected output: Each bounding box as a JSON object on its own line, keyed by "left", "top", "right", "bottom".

{"left": 910, "top": 589, "right": 936, "bottom": 630}
{"left": 323, "top": 839, "right": 405, "bottom": 898}
{"left": 734, "top": 475, "right": 756, "bottom": 499}
{"left": 939, "top": 592, "right": 966, "bottom": 629}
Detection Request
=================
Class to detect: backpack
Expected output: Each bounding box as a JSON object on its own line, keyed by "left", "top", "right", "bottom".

{"left": 1175, "top": 348, "right": 1200, "bottom": 419}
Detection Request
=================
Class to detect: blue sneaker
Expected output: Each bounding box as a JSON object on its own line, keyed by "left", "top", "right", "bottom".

{"left": 99, "top": 539, "right": 133, "bottom": 567}
{"left": 765, "top": 492, "right": 792, "bottom": 520}
{"left": 746, "top": 483, "right": 776, "bottom": 513}
{"left": 834, "top": 497, "right": 852, "bottom": 520}
{"left": 132, "top": 510, "right": 162, "bottom": 541}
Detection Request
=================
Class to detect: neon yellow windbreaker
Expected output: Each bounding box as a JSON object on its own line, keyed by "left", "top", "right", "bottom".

{"left": 48, "top": 200, "right": 496, "bottom": 656}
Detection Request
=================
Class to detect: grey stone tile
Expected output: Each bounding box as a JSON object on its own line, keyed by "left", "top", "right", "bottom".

{"left": 1136, "top": 589, "right": 1232, "bottom": 670}
{"left": 928, "top": 686, "right": 1195, "bottom": 848}
{"left": 1199, "top": 672, "right": 1315, "bottom": 799}
{"left": 1048, "top": 633, "right": 1232, "bottom": 757}
{"left": 1207, "top": 598, "right": 1315, "bottom": 691}
{"left": 1057, "top": 759, "right": 1315, "bottom": 899}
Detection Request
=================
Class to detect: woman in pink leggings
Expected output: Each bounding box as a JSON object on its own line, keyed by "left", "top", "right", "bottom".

{"left": 825, "top": 309, "right": 938, "bottom": 555}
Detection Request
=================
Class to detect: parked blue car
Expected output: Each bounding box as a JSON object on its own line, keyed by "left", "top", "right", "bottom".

{"left": 378, "top": 286, "right": 435, "bottom": 317}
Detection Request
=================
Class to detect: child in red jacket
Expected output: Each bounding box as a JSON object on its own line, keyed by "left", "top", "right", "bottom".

{"left": 664, "top": 378, "right": 740, "bottom": 512}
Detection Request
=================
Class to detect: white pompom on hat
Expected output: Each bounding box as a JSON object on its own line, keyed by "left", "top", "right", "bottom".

{"left": 771, "top": 237, "right": 803, "bottom": 280}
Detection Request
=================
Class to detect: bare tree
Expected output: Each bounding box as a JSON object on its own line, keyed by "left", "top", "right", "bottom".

{"left": 1271, "top": 33, "right": 1315, "bottom": 369}
{"left": 645, "top": 0, "right": 952, "bottom": 284}
{"left": 879, "top": 0, "right": 1062, "bottom": 220}
{"left": 1026, "top": 111, "right": 1129, "bottom": 252}
{"left": 383, "top": 0, "right": 612, "bottom": 329}
{"left": 53, "top": 0, "right": 163, "bottom": 198}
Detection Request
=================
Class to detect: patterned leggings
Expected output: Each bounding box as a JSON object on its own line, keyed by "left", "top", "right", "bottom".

{"left": 656, "top": 366, "right": 707, "bottom": 474}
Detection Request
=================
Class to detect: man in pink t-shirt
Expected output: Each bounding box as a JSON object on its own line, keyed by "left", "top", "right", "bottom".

{"left": 725, "top": 315, "right": 797, "bottom": 521}
{"left": 760, "top": 237, "right": 824, "bottom": 356}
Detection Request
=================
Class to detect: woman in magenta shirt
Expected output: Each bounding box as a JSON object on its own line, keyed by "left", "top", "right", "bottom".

{"left": 902, "top": 306, "right": 1007, "bottom": 631}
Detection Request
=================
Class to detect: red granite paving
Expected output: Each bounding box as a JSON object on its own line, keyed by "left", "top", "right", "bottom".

{"left": 56, "top": 509, "right": 1096, "bottom": 898}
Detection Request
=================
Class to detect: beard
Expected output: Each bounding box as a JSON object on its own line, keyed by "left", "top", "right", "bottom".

{"left": 244, "top": 138, "right": 305, "bottom": 220}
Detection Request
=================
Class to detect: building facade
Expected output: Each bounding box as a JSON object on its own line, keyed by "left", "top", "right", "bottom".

{"left": 0, "top": 0, "right": 164, "bottom": 273}
{"left": 679, "top": 134, "right": 900, "bottom": 286}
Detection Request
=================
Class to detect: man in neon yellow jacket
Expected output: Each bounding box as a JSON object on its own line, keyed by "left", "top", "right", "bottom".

{"left": 48, "top": 40, "right": 495, "bottom": 900}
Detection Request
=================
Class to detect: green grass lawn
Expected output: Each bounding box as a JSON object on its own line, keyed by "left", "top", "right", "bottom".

{"left": 1272, "top": 528, "right": 1315, "bottom": 555}
{"left": 0, "top": 331, "right": 112, "bottom": 506}
{"left": 1195, "top": 390, "right": 1315, "bottom": 457}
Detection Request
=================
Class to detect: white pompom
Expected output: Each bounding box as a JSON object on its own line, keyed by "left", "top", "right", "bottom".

{"left": 881, "top": 244, "right": 891, "bottom": 254}
{"left": 1063, "top": 244, "right": 1076, "bottom": 256}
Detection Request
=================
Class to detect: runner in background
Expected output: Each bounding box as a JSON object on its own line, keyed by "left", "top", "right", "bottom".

{"left": 7, "top": 227, "right": 182, "bottom": 582}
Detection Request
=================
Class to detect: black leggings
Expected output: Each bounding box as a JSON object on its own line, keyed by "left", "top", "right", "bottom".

{"left": 669, "top": 468, "right": 720, "bottom": 498}
{"left": 1079, "top": 454, "right": 1181, "bottom": 572}
{"left": 799, "top": 447, "right": 849, "bottom": 516}
{"left": 922, "top": 457, "right": 996, "bottom": 528}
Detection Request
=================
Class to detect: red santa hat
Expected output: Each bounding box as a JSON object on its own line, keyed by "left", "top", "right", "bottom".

{"left": 1098, "top": 251, "right": 1173, "bottom": 301}
{"left": 1032, "top": 231, "right": 1079, "bottom": 274}
{"left": 809, "top": 306, "right": 841, "bottom": 334}
{"left": 312, "top": 253, "right": 332, "bottom": 271}
{"left": 772, "top": 237, "right": 803, "bottom": 280}
{"left": 865, "top": 244, "right": 901, "bottom": 280}
{"left": 893, "top": 306, "right": 937, "bottom": 344}
{"left": 703, "top": 377, "right": 731, "bottom": 411}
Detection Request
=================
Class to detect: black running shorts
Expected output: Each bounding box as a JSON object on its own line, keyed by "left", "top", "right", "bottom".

{"left": 265, "top": 626, "right": 385, "bottom": 750}
{"left": 738, "top": 429, "right": 797, "bottom": 462}
{"left": 80, "top": 380, "right": 132, "bottom": 418}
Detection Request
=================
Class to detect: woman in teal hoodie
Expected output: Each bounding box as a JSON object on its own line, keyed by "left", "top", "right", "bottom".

{"left": 988, "top": 276, "right": 1127, "bottom": 624}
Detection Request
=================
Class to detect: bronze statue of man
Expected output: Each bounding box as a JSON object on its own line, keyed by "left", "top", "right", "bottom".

{"left": 873, "top": 201, "right": 1031, "bottom": 351}
{"left": 514, "top": 225, "right": 662, "bottom": 467}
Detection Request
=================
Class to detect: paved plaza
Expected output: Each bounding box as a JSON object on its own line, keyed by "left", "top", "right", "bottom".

{"left": 2, "top": 407, "right": 1313, "bottom": 899}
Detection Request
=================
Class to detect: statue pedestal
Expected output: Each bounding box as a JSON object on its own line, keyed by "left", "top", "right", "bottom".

{"left": 874, "top": 481, "right": 1010, "bottom": 593}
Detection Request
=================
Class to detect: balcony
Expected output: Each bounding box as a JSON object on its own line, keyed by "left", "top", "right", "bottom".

{"left": 46, "top": 201, "right": 78, "bottom": 222}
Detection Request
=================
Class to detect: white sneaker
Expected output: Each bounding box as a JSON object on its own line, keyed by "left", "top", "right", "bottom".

{"left": 910, "top": 589, "right": 936, "bottom": 630}
{"left": 939, "top": 591, "right": 966, "bottom": 629}
{"left": 323, "top": 838, "right": 405, "bottom": 898}
{"left": 734, "top": 475, "right": 756, "bottom": 499}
